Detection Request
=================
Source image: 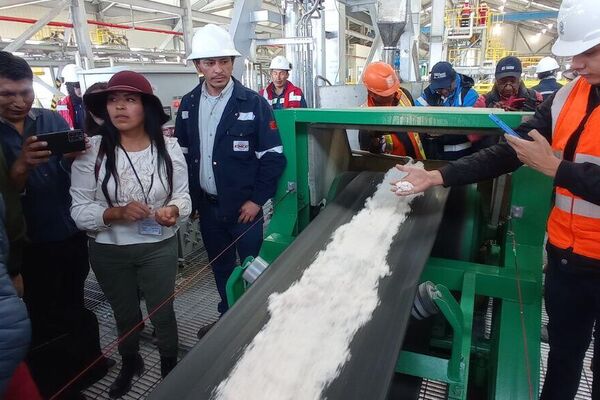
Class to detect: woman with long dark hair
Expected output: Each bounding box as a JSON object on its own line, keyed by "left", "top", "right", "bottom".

{"left": 70, "top": 71, "right": 191, "bottom": 398}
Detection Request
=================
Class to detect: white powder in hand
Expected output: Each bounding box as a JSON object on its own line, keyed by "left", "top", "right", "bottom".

{"left": 395, "top": 181, "right": 414, "bottom": 194}
{"left": 213, "top": 165, "right": 424, "bottom": 400}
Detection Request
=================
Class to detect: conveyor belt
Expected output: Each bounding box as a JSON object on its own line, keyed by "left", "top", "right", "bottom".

{"left": 149, "top": 171, "right": 449, "bottom": 400}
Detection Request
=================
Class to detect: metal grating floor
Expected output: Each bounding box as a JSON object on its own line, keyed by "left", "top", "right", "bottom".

{"left": 80, "top": 245, "right": 594, "bottom": 400}
{"left": 82, "top": 246, "right": 221, "bottom": 400}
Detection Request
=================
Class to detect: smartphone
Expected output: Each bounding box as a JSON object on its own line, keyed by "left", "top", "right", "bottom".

{"left": 488, "top": 114, "right": 521, "bottom": 138}
{"left": 36, "top": 129, "right": 85, "bottom": 154}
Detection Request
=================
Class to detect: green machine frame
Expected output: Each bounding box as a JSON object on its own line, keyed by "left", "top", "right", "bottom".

{"left": 226, "top": 107, "right": 552, "bottom": 399}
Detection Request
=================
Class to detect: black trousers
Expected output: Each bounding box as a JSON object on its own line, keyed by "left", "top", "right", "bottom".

{"left": 21, "top": 232, "right": 103, "bottom": 399}
{"left": 540, "top": 248, "right": 600, "bottom": 400}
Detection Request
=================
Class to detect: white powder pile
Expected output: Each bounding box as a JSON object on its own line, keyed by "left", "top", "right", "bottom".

{"left": 213, "top": 166, "right": 423, "bottom": 400}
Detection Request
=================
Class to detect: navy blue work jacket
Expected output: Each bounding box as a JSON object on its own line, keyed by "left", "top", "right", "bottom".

{"left": 175, "top": 78, "right": 286, "bottom": 221}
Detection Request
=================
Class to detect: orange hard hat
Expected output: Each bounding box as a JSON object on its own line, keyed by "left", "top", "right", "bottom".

{"left": 362, "top": 62, "right": 400, "bottom": 97}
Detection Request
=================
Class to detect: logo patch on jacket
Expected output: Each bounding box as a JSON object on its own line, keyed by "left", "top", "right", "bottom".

{"left": 233, "top": 141, "right": 250, "bottom": 151}
{"left": 237, "top": 112, "right": 255, "bottom": 121}
{"left": 269, "top": 120, "right": 278, "bottom": 130}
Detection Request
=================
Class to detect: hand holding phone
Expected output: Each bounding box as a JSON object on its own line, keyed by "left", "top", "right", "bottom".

{"left": 488, "top": 114, "right": 522, "bottom": 138}
{"left": 35, "top": 129, "right": 86, "bottom": 154}
{"left": 19, "top": 136, "right": 51, "bottom": 169}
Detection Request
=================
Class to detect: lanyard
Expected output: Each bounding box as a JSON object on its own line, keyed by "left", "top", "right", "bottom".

{"left": 119, "top": 144, "right": 154, "bottom": 205}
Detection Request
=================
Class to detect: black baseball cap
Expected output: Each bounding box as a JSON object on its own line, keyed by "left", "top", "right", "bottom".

{"left": 495, "top": 56, "right": 523, "bottom": 80}
{"left": 429, "top": 62, "right": 457, "bottom": 90}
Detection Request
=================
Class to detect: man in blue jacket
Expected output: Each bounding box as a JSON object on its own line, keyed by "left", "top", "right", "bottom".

{"left": 415, "top": 61, "right": 480, "bottom": 160}
{"left": 175, "top": 25, "right": 286, "bottom": 337}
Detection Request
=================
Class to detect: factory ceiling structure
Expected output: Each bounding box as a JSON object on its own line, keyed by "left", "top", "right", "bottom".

{"left": 0, "top": 0, "right": 564, "bottom": 66}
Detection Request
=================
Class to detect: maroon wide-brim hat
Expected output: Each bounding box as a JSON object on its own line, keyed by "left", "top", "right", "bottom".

{"left": 83, "top": 70, "right": 170, "bottom": 125}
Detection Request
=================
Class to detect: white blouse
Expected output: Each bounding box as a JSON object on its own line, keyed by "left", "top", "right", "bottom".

{"left": 70, "top": 135, "right": 192, "bottom": 245}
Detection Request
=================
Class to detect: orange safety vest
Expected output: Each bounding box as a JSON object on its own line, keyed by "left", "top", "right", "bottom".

{"left": 364, "top": 89, "right": 426, "bottom": 160}
{"left": 547, "top": 77, "right": 600, "bottom": 260}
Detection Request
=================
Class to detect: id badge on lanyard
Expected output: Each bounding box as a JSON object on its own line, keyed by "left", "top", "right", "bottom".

{"left": 138, "top": 218, "right": 163, "bottom": 236}
{"left": 121, "top": 144, "right": 163, "bottom": 236}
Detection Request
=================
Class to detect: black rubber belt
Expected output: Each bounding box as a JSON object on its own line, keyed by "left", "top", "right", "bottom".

{"left": 150, "top": 171, "right": 449, "bottom": 400}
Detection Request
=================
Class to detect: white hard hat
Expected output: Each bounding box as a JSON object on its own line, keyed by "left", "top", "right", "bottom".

{"left": 269, "top": 55, "right": 291, "bottom": 70}
{"left": 552, "top": 0, "right": 600, "bottom": 57}
{"left": 187, "top": 24, "right": 241, "bottom": 61}
{"left": 536, "top": 57, "right": 560, "bottom": 74}
{"left": 61, "top": 64, "right": 82, "bottom": 83}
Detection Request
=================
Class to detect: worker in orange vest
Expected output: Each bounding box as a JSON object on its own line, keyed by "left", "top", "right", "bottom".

{"left": 395, "top": 0, "right": 600, "bottom": 398}
{"left": 359, "top": 62, "right": 426, "bottom": 160}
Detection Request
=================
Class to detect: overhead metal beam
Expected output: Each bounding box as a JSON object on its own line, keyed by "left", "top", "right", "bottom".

{"left": 428, "top": 0, "right": 445, "bottom": 67}
{"left": 3, "top": 0, "right": 69, "bottom": 53}
{"left": 71, "top": 0, "right": 96, "bottom": 68}
{"left": 252, "top": 10, "right": 282, "bottom": 25}
{"left": 158, "top": 19, "right": 183, "bottom": 50}
{"left": 229, "top": 0, "right": 262, "bottom": 79}
{"left": 254, "top": 37, "right": 313, "bottom": 46}
{"left": 345, "top": 29, "right": 374, "bottom": 43}
{"left": 180, "top": 0, "right": 194, "bottom": 58}
{"left": 191, "top": 0, "right": 212, "bottom": 10}
{"left": 493, "top": 10, "right": 558, "bottom": 22}
{"left": 534, "top": 37, "right": 555, "bottom": 55}
{"left": 100, "top": 1, "right": 117, "bottom": 13}
{"left": 517, "top": 27, "right": 534, "bottom": 54}
{"left": 0, "top": 0, "right": 50, "bottom": 10}
{"left": 109, "top": 0, "right": 281, "bottom": 33}
{"left": 360, "top": 3, "right": 381, "bottom": 82}
{"left": 3, "top": 41, "right": 185, "bottom": 59}
{"left": 131, "top": 16, "right": 179, "bottom": 24}
{"left": 33, "top": 75, "right": 63, "bottom": 97}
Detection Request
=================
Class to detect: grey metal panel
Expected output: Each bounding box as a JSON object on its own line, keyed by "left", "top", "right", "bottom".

{"left": 317, "top": 84, "right": 367, "bottom": 108}
{"left": 149, "top": 172, "right": 449, "bottom": 400}
{"left": 307, "top": 127, "right": 352, "bottom": 206}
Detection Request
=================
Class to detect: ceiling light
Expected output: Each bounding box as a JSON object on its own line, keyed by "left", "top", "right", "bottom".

{"left": 547, "top": 23, "right": 554, "bottom": 29}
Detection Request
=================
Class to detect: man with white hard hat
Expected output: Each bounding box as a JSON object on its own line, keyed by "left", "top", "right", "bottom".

{"left": 395, "top": 0, "right": 600, "bottom": 397}
{"left": 56, "top": 63, "right": 85, "bottom": 129}
{"left": 259, "top": 55, "right": 307, "bottom": 109}
{"left": 175, "top": 24, "right": 286, "bottom": 337}
{"left": 533, "top": 56, "right": 563, "bottom": 101}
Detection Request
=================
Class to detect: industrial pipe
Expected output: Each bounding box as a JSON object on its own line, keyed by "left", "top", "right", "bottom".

{"left": 0, "top": 15, "right": 183, "bottom": 36}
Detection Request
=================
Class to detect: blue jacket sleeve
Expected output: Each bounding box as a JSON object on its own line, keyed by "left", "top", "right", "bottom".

{"left": 250, "top": 97, "right": 287, "bottom": 206}
{"left": 0, "top": 196, "right": 30, "bottom": 397}
{"left": 415, "top": 92, "right": 428, "bottom": 106}
{"left": 462, "top": 88, "right": 479, "bottom": 107}
{"left": 174, "top": 98, "right": 199, "bottom": 213}
{"left": 174, "top": 101, "right": 190, "bottom": 164}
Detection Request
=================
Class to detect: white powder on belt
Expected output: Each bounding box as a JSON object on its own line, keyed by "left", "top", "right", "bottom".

{"left": 213, "top": 165, "right": 423, "bottom": 400}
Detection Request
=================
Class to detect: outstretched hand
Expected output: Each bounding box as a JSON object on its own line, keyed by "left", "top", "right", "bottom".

{"left": 390, "top": 164, "right": 444, "bottom": 196}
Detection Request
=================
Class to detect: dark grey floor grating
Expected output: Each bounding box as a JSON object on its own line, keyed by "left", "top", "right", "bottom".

{"left": 82, "top": 246, "right": 220, "bottom": 400}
